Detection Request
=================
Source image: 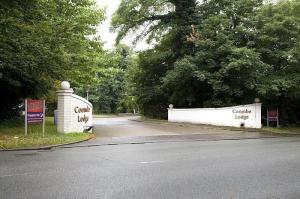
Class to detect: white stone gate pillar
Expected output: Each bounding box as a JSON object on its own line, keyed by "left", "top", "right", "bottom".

{"left": 56, "top": 81, "right": 93, "bottom": 133}
{"left": 57, "top": 81, "right": 74, "bottom": 133}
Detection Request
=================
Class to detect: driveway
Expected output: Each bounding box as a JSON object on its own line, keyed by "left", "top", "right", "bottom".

{"left": 86, "top": 116, "right": 277, "bottom": 146}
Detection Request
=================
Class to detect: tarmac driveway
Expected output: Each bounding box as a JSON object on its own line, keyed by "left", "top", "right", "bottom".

{"left": 87, "top": 116, "right": 277, "bottom": 145}
{"left": 93, "top": 116, "right": 246, "bottom": 137}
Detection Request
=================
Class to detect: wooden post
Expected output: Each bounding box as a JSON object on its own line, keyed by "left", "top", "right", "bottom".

{"left": 43, "top": 99, "right": 45, "bottom": 137}
{"left": 277, "top": 109, "right": 279, "bottom": 128}
{"left": 25, "top": 99, "right": 28, "bottom": 136}
{"left": 267, "top": 109, "right": 269, "bottom": 128}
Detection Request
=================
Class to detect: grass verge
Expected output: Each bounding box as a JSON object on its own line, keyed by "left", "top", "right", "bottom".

{"left": 262, "top": 127, "right": 300, "bottom": 135}
{"left": 0, "top": 117, "right": 93, "bottom": 150}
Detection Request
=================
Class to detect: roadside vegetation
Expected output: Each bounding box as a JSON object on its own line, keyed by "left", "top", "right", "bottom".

{"left": 0, "top": 0, "right": 299, "bottom": 128}
{"left": 112, "top": 0, "right": 300, "bottom": 125}
{"left": 0, "top": 0, "right": 138, "bottom": 118}
{"left": 0, "top": 117, "right": 92, "bottom": 150}
{"left": 263, "top": 127, "right": 300, "bottom": 135}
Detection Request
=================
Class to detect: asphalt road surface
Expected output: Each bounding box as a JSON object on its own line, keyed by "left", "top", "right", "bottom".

{"left": 93, "top": 116, "right": 269, "bottom": 138}
{"left": 1, "top": 117, "right": 300, "bottom": 199}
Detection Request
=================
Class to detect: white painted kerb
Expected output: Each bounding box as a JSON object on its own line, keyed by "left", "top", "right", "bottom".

{"left": 57, "top": 86, "right": 93, "bottom": 133}
{"left": 168, "top": 103, "right": 262, "bottom": 128}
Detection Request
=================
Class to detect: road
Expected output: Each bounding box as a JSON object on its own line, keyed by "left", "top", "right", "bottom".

{"left": 92, "top": 116, "right": 274, "bottom": 139}
{"left": 0, "top": 117, "right": 300, "bottom": 199}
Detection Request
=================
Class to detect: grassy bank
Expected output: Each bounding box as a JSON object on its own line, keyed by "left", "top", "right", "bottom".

{"left": 0, "top": 117, "right": 93, "bottom": 150}
{"left": 263, "top": 127, "right": 300, "bottom": 135}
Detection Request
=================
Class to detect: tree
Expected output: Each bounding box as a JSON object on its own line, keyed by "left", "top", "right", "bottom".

{"left": 115, "top": 0, "right": 300, "bottom": 124}
{"left": 112, "top": 0, "right": 200, "bottom": 118}
{"left": 255, "top": 0, "right": 300, "bottom": 124}
{"left": 164, "top": 0, "right": 268, "bottom": 107}
{"left": 111, "top": 0, "right": 200, "bottom": 60}
{"left": 0, "top": 0, "right": 104, "bottom": 118}
{"left": 73, "top": 44, "right": 137, "bottom": 114}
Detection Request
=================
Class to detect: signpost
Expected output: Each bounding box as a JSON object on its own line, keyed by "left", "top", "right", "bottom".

{"left": 267, "top": 109, "right": 279, "bottom": 128}
{"left": 25, "top": 99, "right": 45, "bottom": 137}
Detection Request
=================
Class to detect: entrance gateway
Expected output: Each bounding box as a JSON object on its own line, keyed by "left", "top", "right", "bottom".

{"left": 55, "top": 81, "right": 262, "bottom": 132}
{"left": 56, "top": 81, "right": 93, "bottom": 133}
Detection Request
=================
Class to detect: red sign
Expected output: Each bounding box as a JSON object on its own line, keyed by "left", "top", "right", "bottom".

{"left": 268, "top": 109, "right": 278, "bottom": 122}
{"left": 27, "top": 99, "right": 44, "bottom": 123}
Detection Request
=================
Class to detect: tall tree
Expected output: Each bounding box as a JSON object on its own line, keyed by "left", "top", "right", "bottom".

{"left": 73, "top": 44, "right": 137, "bottom": 114}
{"left": 164, "top": 0, "right": 268, "bottom": 107}
{"left": 114, "top": 0, "right": 300, "bottom": 124}
{"left": 0, "top": 0, "right": 104, "bottom": 118}
{"left": 112, "top": 0, "right": 200, "bottom": 117}
{"left": 255, "top": 0, "right": 300, "bottom": 124}
{"left": 112, "top": 0, "right": 199, "bottom": 56}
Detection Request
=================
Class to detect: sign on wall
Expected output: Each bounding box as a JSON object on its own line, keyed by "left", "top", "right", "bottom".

{"left": 168, "top": 103, "right": 262, "bottom": 128}
{"left": 56, "top": 81, "right": 93, "bottom": 133}
{"left": 74, "top": 106, "right": 91, "bottom": 123}
{"left": 25, "top": 99, "right": 45, "bottom": 136}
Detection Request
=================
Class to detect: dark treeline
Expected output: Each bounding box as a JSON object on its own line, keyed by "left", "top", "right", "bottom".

{"left": 112, "top": 0, "right": 300, "bottom": 125}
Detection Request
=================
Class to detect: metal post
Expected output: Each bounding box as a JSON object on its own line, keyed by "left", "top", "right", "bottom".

{"left": 277, "top": 109, "right": 279, "bottom": 128}
{"left": 43, "top": 100, "right": 45, "bottom": 137}
{"left": 25, "top": 99, "right": 27, "bottom": 136}
{"left": 86, "top": 90, "right": 89, "bottom": 101}
{"left": 267, "top": 109, "right": 269, "bottom": 128}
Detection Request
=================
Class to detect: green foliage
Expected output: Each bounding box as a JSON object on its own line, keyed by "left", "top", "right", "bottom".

{"left": 163, "top": 0, "right": 268, "bottom": 107}
{"left": 112, "top": 0, "right": 175, "bottom": 43}
{"left": 115, "top": 0, "right": 300, "bottom": 124}
{"left": 112, "top": 0, "right": 199, "bottom": 118}
{"left": 131, "top": 48, "right": 171, "bottom": 118}
{"left": 0, "top": 0, "right": 104, "bottom": 118}
{"left": 254, "top": 0, "right": 300, "bottom": 123}
{"left": 1, "top": 0, "right": 299, "bottom": 125}
{"left": 112, "top": 0, "right": 198, "bottom": 55}
{"left": 76, "top": 67, "right": 125, "bottom": 114}
{"left": 73, "top": 44, "right": 137, "bottom": 114}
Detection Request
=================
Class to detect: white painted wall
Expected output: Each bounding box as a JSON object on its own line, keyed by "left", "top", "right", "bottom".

{"left": 57, "top": 82, "right": 93, "bottom": 133}
{"left": 168, "top": 103, "right": 262, "bottom": 128}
